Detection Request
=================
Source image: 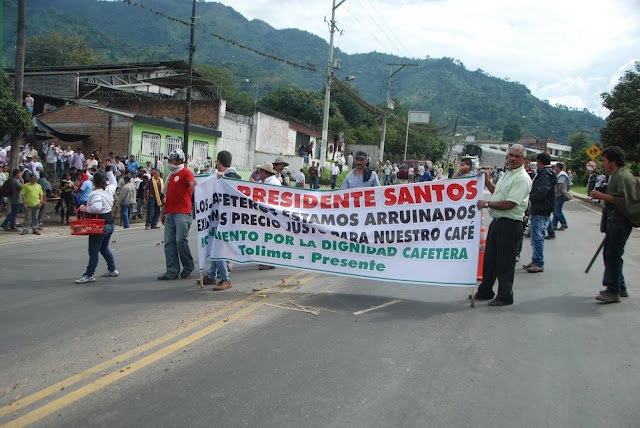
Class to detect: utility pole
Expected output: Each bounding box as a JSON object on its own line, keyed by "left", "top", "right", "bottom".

{"left": 10, "top": 0, "right": 26, "bottom": 171}
{"left": 320, "top": 0, "right": 346, "bottom": 169}
{"left": 182, "top": 0, "right": 196, "bottom": 160}
{"left": 379, "top": 63, "right": 417, "bottom": 161}
{"left": 446, "top": 115, "right": 459, "bottom": 164}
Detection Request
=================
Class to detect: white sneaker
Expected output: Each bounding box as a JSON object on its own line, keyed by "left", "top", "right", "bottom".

{"left": 75, "top": 275, "right": 96, "bottom": 284}
{"left": 101, "top": 270, "right": 119, "bottom": 277}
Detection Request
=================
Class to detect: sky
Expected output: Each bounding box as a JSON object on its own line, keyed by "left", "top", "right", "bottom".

{"left": 215, "top": 0, "right": 639, "bottom": 119}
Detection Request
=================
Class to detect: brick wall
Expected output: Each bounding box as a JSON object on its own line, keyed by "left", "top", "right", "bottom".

{"left": 106, "top": 99, "right": 219, "bottom": 128}
{"left": 39, "top": 105, "right": 133, "bottom": 157}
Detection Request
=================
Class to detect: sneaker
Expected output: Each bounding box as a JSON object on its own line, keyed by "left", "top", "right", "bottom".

{"left": 522, "top": 262, "right": 534, "bottom": 269}
{"left": 526, "top": 265, "right": 544, "bottom": 273}
{"left": 488, "top": 299, "right": 513, "bottom": 307}
{"left": 75, "top": 275, "right": 96, "bottom": 284}
{"left": 145, "top": 225, "right": 151, "bottom": 230}
{"left": 596, "top": 291, "right": 620, "bottom": 303}
{"left": 212, "top": 280, "right": 232, "bottom": 291}
{"left": 544, "top": 235, "right": 556, "bottom": 240}
{"left": 21, "top": 229, "right": 28, "bottom": 235}
{"left": 198, "top": 276, "right": 218, "bottom": 285}
{"left": 0, "top": 224, "right": 8, "bottom": 231}
{"left": 558, "top": 225, "right": 568, "bottom": 231}
{"left": 33, "top": 230, "right": 41, "bottom": 235}
{"left": 599, "top": 289, "right": 629, "bottom": 298}
{"left": 101, "top": 270, "right": 119, "bottom": 277}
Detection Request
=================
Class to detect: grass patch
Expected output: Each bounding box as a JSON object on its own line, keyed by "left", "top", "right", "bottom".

{"left": 571, "top": 184, "right": 587, "bottom": 195}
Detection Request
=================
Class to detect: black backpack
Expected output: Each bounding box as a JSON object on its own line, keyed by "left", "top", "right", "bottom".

{"left": 0, "top": 180, "right": 11, "bottom": 198}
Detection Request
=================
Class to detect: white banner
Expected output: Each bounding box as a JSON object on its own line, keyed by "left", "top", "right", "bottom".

{"left": 195, "top": 177, "right": 483, "bottom": 287}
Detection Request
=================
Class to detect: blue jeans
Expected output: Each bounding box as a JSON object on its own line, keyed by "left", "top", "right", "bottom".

{"left": 23, "top": 206, "right": 40, "bottom": 231}
{"left": 163, "top": 213, "right": 194, "bottom": 278}
{"left": 84, "top": 223, "right": 116, "bottom": 277}
{"left": 146, "top": 197, "right": 160, "bottom": 227}
{"left": 331, "top": 174, "right": 337, "bottom": 189}
{"left": 603, "top": 222, "right": 632, "bottom": 294}
{"left": 530, "top": 215, "right": 550, "bottom": 267}
{"left": 2, "top": 203, "right": 22, "bottom": 229}
{"left": 310, "top": 176, "right": 319, "bottom": 189}
{"left": 549, "top": 195, "right": 567, "bottom": 230}
{"left": 120, "top": 204, "right": 130, "bottom": 228}
{"left": 384, "top": 174, "right": 391, "bottom": 185}
{"left": 207, "top": 259, "right": 229, "bottom": 281}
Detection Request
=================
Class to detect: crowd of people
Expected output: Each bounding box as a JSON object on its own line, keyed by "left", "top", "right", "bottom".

{"left": 1, "top": 142, "right": 636, "bottom": 305}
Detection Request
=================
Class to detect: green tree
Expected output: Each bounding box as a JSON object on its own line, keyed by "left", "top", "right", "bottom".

{"left": 258, "top": 87, "right": 324, "bottom": 125}
{"left": 600, "top": 61, "right": 640, "bottom": 162}
{"left": 0, "top": 71, "right": 32, "bottom": 139}
{"left": 566, "top": 131, "right": 593, "bottom": 184}
{"left": 195, "top": 64, "right": 254, "bottom": 115}
{"left": 25, "top": 31, "right": 101, "bottom": 66}
{"left": 502, "top": 122, "right": 522, "bottom": 142}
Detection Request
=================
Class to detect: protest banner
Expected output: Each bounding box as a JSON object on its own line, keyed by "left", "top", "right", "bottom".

{"left": 195, "top": 176, "right": 482, "bottom": 287}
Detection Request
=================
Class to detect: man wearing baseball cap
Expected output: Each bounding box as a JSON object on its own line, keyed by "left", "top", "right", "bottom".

{"left": 341, "top": 150, "right": 380, "bottom": 189}
{"left": 158, "top": 148, "right": 196, "bottom": 280}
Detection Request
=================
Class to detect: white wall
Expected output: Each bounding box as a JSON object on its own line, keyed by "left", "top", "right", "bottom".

{"left": 255, "top": 112, "right": 296, "bottom": 155}
{"left": 219, "top": 111, "right": 251, "bottom": 170}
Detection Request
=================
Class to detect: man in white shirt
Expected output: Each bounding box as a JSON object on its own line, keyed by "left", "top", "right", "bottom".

{"left": 45, "top": 144, "right": 58, "bottom": 177}
{"left": 72, "top": 148, "right": 85, "bottom": 171}
{"left": 27, "top": 155, "right": 44, "bottom": 179}
{"left": 330, "top": 160, "right": 339, "bottom": 189}
{"left": 85, "top": 153, "right": 98, "bottom": 171}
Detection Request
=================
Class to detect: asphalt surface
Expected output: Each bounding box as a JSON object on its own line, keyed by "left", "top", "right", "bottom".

{"left": 1, "top": 194, "right": 639, "bottom": 427}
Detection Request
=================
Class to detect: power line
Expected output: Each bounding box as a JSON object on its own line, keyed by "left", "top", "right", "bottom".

{"left": 342, "top": 6, "right": 396, "bottom": 56}
{"left": 353, "top": 0, "right": 409, "bottom": 59}
{"left": 122, "top": 1, "right": 317, "bottom": 72}
{"left": 363, "top": 0, "right": 413, "bottom": 58}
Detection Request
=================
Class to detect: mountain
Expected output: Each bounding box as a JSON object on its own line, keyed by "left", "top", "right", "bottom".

{"left": 2, "top": 0, "right": 604, "bottom": 143}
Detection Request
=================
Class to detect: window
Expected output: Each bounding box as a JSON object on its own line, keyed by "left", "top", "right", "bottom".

{"left": 165, "top": 136, "right": 183, "bottom": 157}
{"left": 192, "top": 140, "right": 209, "bottom": 165}
{"left": 141, "top": 132, "right": 161, "bottom": 157}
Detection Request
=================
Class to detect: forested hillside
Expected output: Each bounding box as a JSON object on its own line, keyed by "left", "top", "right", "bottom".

{"left": 2, "top": 0, "right": 604, "bottom": 143}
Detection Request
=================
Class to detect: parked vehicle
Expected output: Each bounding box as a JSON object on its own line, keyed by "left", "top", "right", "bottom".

{"left": 462, "top": 144, "right": 507, "bottom": 169}
{"left": 398, "top": 159, "right": 428, "bottom": 180}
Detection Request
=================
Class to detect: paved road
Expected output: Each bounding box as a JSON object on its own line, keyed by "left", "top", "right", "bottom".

{"left": 1, "top": 196, "right": 639, "bottom": 427}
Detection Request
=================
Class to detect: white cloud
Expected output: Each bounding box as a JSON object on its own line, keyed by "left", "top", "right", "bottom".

{"left": 213, "top": 0, "right": 640, "bottom": 118}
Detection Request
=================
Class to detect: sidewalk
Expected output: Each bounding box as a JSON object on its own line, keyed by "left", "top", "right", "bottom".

{"left": 0, "top": 212, "right": 149, "bottom": 245}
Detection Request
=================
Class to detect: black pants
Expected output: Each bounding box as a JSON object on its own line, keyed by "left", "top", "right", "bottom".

{"left": 477, "top": 217, "right": 523, "bottom": 303}
{"left": 60, "top": 196, "right": 73, "bottom": 221}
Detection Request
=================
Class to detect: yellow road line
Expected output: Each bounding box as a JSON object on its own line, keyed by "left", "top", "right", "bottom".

{"left": 0, "top": 271, "right": 308, "bottom": 420}
{"left": 3, "top": 272, "right": 319, "bottom": 428}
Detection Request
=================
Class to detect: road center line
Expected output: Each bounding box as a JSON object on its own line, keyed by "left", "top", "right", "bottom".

{"left": 0, "top": 271, "right": 308, "bottom": 421}
{"left": 2, "top": 272, "right": 319, "bottom": 428}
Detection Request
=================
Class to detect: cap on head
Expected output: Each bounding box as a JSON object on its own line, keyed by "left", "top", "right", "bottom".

{"left": 166, "top": 148, "right": 186, "bottom": 162}
{"left": 355, "top": 151, "right": 367, "bottom": 159}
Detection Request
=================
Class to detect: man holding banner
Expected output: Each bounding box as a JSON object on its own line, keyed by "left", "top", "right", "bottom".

{"left": 341, "top": 151, "right": 380, "bottom": 189}
{"left": 475, "top": 144, "right": 531, "bottom": 306}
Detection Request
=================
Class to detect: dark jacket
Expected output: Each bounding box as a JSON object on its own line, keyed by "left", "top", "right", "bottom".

{"left": 529, "top": 165, "right": 556, "bottom": 216}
